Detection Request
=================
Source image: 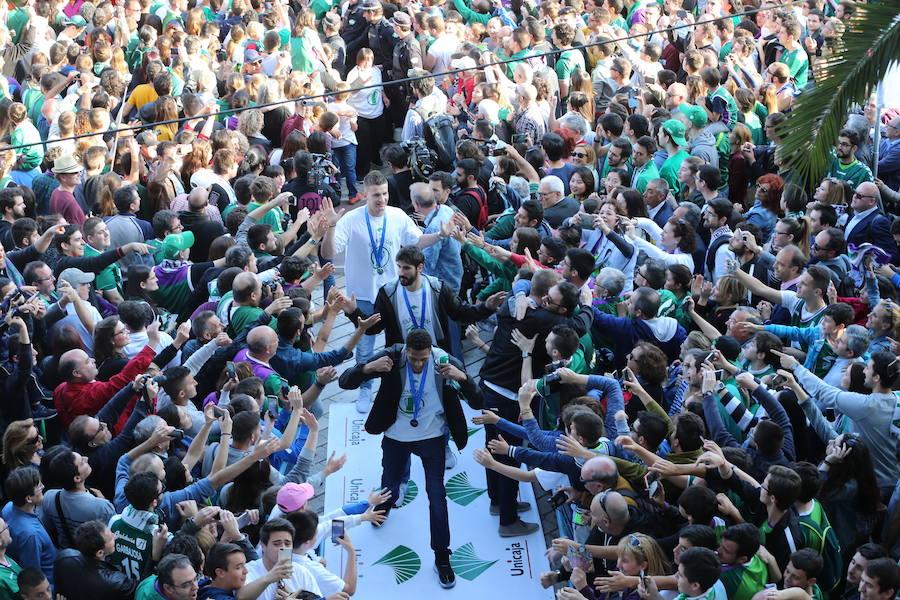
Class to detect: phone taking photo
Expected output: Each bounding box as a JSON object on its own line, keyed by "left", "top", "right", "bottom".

{"left": 278, "top": 547, "right": 292, "bottom": 564}
{"left": 331, "top": 519, "right": 345, "bottom": 543}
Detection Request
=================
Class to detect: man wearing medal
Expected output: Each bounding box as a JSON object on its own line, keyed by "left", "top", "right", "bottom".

{"left": 320, "top": 170, "right": 454, "bottom": 414}
{"left": 338, "top": 328, "right": 482, "bottom": 589}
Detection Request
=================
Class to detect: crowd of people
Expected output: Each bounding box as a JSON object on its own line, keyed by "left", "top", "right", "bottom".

{"left": 0, "top": 0, "right": 900, "bottom": 597}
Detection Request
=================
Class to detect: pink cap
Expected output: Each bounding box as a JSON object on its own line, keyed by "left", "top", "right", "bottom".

{"left": 277, "top": 483, "right": 314, "bottom": 513}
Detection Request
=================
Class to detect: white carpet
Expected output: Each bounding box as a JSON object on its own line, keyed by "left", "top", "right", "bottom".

{"left": 322, "top": 401, "right": 552, "bottom": 598}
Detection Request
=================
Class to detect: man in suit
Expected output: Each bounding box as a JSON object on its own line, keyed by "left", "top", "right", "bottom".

{"left": 644, "top": 178, "right": 673, "bottom": 229}
{"left": 845, "top": 181, "right": 897, "bottom": 261}
{"left": 877, "top": 115, "right": 900, "bottom": 192}
{"left": 338, "top": 329, "right": 482, "bottom": 589}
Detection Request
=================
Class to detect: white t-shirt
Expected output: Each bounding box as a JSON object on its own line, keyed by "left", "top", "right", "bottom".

{"left": 385, "top": 352, "right": 445, "bottom": 442}
{"left": 346, "top": 66, "right": 384, "bottom": 119}
{"left": 245, "top": 559, "right": 322, "bottom": 600}
{"left": 61, "top": 301, "right": 102, "bottom": 351}
{"left": 428, "top": 34, "right": 458, "bottom": 73}
{"left": 293, "top": 553, "right": 346, "bottom": 597}
{"left": 329, "top": 100, "right": 358, "bottom": 147}
{"left": 393, "top": 284, "right": 435, "bottom": 340}
{"left": 331, "top": 206, "right": 422, "bottom": 303}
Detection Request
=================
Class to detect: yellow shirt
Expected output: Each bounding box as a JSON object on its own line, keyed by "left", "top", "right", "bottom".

{"left": 127, "top": 84, "right": 158, "bottom": 109}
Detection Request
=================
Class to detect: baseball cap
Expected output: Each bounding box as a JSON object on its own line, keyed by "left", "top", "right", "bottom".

{"left": 661, "top": 119, "right": 689, "bottom": 147}
{"left": 277, "top": 483, "right": 315, "bottom": 513}
{"left": 322, "top": 13, "right": 341, "bottom": 28}
{"left": 67, "top": 15, "right": 87, "bottom": 27}
{"left": 163, "top": 231, "right": 194, "bottom": 260}
{"left": 58, "top": 268, "right": 94, "bottom": 287}
{"left": 244, "top": 48, "right": 263, "bottom": 64}
{"left": 678, "top": 103, "right": 708, "bottom": 128}
{"left": 359, "top": 0, "right": 381, "bottom": 10}
{"left": 450, "top": 56, "right": 477, "bottom": 71}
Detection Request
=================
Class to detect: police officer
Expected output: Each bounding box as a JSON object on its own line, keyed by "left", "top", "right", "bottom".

{"left": 387, "top": 11, "right": 421, "bottom": 128}
{"left": 362, "top": 0, "right": 397, "bottom": 68}
{"left": 341, "top": 0, "right": 369, "bottom": 75}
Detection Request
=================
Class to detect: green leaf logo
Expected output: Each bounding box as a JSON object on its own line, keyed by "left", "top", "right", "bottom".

{"left": 446, "top": 471, "right": 487, "bottom": 506}
{"left": 397, "top": 480, "right": 418, "bottom": 507}
{"left": 451, "top": 542, "right": 497, "bottom": 581}
{"left": 467, "top": 426, "right": 481, "bottom": 438}
{"left": 373, "top": 545, "right": 421, "bottom": 584}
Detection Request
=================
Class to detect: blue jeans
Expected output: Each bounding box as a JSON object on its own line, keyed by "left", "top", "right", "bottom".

{"left": 480, "top": 385, "right": 523, "bottom": 525}
{"left": 332, "top": 144, "right": 358, "bottom": 198}
{"left": 318, "top": 253, "right": 335, "bottom": 300}
{"left": 355, "top": 300, "right": 377, "bottom": 393}
{"left": 381, "top": 434, "right": 450, "bottom": 551}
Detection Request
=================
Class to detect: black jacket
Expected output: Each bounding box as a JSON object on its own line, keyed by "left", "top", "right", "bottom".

{"left": 54, "top": 550, "right": 137, "bottom": 600}
{"left": 479, "top": 297, "right": 593, "bottom": 393}
{"left": 179, "top": 211, "right": 226, "bottom": 264}
{"left": 339, "top": 344, "right": 482, "bottom": 448}
{"left": 349, "top": 275, "right": 493, "bottom": 353}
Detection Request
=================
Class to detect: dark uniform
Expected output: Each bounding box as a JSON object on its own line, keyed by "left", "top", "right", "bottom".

{"left": 388, "top": 28, "right": 421, "bottom": 127}
{"left": 341, "top": 0, "right": 369, "bottom": 75}
{"left": 367, "top": 16, "right": 398, "bottom": 67}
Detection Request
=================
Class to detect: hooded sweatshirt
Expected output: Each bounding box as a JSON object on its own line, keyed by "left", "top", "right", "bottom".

{"left": 689, "top": 121, "right": 729, "bottom": 169}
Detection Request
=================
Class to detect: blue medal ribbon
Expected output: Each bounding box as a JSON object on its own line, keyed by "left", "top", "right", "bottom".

{"left": 406, "top": 361, "right": 429, "bottom": 426}
{"left": 401, "top": 285, "right": 427, "bottom": 330}
{"left": 365, "top": 210, "right": 388, "bottom": 272}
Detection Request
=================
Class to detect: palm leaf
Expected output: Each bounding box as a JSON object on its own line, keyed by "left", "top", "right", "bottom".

{"left": 779, "top": 4, "right": 900, "bottom": 186}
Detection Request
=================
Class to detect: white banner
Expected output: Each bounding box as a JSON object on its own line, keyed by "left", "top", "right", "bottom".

{"left": 323, "top": 401, "right": 553, "bottom": 598}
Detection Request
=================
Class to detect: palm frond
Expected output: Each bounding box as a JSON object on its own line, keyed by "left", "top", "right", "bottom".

{"left": 778, "top": 4, "right": 900, "bottom": 187}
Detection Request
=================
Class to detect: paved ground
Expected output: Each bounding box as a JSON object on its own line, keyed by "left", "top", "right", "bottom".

{"left": 305, "top": 273, "right": 559, "bottom": 549}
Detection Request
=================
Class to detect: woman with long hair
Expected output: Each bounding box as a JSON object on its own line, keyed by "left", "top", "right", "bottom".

{"left": 625, "top": 216, "right": 696, "bottom": 271}
{"left": 154, "top": 96, "right": 179, "bottom": 142}
{"left": 744, "top": 173, "right": 783, "bottom": 242}
{"left": 728, "top": 123, "right": 754, "bottom": 210}
{"left": 570, "top": 533, "right": 670, "bottom": 600}
{"left": 145, "top": 157, "right": 178, "bottom": 220}
{"left": 693, "top": 274, "right": 747, "bottom": 333}
{"left": 93, "top": 316, "right": 130, "bottom": 381}
{"left": 770, "top": 215, "right": 810, "bottom": 257}
{"left": 2, "top": 419, "right": 43, "bottom": 471}
{"left": 812, "top": 177, "right": 853, "bottom": 213}
{"left": 95, "top": 173, "right": 124, "bottom": 218}
{"left": 181, "top": 138, "right": 213, "bottom": 190}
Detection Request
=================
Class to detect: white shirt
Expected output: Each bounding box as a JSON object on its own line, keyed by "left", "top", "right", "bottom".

{"left": 245, "top": 559, "right": 321, "bottom": 600}
{"left": 329, "top": 100, "right": 358, "bottom": 147}
{"left": 346, "top": 66, "right": 384, "bottom": 119}
{"left": 331, "top": 206, "right": 422, "bottom": 302}
{"left": 61, "top": 301, "right": 102, "bottom": 352}
{"left": 393, "top": 284, "right": 435, "bottom": 341}
{"left": 292, "top": 553, "right": 345, "bottom": 597}
{"left": 428, "top": 34, "right": 459, "bottom": 73}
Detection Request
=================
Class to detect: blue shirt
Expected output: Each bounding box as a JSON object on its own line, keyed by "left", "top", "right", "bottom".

{"left": 1, "top": 502, "right": 56, "bottom": 583}
{"left": 421, "top": 204, "right": 463, "bottom": 292}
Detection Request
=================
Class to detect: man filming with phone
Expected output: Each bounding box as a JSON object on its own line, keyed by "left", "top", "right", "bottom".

{"left": 244, "top": 518, "right": 329, "bottom": 600}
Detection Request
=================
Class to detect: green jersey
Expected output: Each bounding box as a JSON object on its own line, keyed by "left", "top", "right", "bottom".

{"left": 825, "top": 156, "right": 873, "bottom": 187}
{"left": 0, "top": 556, "right": 22, "bottom": 600}
{"left": 247, "top": 202, "right": 285, "bottom": 234}
{"left": 109, "top": 509, "right": 158, "bottom": 581}
{"left": 660, "top": 149, "right": 689, "bottom": 194}
{"left": 719, "top": 555, "right": 768, "bottom": 600}
{"left": 135, "top": 576, "right": 166, "bottom": 600}
{"left": 780, "top": 47, "right": 809, "bottom": 88}
{"left": 84, "top": 245, "right": 123, "bottom": 295}
{"left": 631, "top": 161, "right": 660, "bottom": 193}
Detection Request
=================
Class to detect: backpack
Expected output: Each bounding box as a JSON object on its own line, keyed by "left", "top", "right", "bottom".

{"left": 798, "top": 501, "right": 842, "bottom": 592}
{"left": 459, "top": 187, "right": 490, "bottom": 231}
{"left": 422, "top": 114, "right": 457, "bottom": 172}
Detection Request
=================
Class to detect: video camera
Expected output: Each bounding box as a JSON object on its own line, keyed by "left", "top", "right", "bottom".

{"left": 461, "top": 134, "right": 506, "bottom": 156}
{"left": 400, "top": 137, "right": 437, "bottom": 182}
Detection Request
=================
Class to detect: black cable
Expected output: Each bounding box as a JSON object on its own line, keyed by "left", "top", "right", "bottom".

{"left": 0, "top": 0, "right": 804, "bottom": 153}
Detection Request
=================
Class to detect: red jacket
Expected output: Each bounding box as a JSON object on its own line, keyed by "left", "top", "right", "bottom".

{"left": 53, "top": 346, "right": 156, "bottom": 430}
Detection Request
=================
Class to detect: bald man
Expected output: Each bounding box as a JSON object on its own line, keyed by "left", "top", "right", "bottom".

{"left": 845, "top": 181, "right": 897, "bottom": 260}
{"left": 580, "top": 456, "right": 638, "bottom": 506}
{"left": 233, "top": 325, "right": 285, "bottom": 398}
{"left": 53, "top": 333, "right": 158, "bottom": 429}
{"left": 666, "top": 83, "right": 688, "bottom": 112}
{"left": 179, "top": 185, "right": 227, "bottom": 264}
{"left": 225, "top": 272, "right": 292, "bottom": 338}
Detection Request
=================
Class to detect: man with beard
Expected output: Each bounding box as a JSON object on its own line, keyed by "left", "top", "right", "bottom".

{"left": 825, "top": 129, "right": 874, "bottom": 187}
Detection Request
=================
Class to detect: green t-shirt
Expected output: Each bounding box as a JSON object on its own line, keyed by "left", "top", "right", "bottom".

{"left": 109, "top": 513, "right": 156, "bottom": 580}
{"left": 83, "top": 245, "right": 123, "bottom": 294}
{"left": 631, "top": 161, "right": 659, "bottom": 193}
{"left": 660, "top": 149, "right": 689, "bottom": 194}
{"left": 6, "top": 8, "right": 29, "bottom": 44}
{"left": 290, "top": 30, "right": 319, "bottom": 74}
{"left": 226, "top": 304, "right": 276, "bottom": 338}
{"left": 780, "top": 47, "right": 809, "bottom": 88}
{"left": 11, "top": 122, "right": 43, "bottom": 171}
{"left": 555, "top": 49, "right": 586, "bottom": 84}
{"left": 247, "top": 203, "right": 285, "bottom": 234}
{"left": 0, "top": 556, "right": 22, "bottom": 600}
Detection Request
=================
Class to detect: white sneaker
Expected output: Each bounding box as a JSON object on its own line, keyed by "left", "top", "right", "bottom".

{"left": 445, "top": 444, "right": 457, "bottom": 470}
{"left": 356, "top": 388, "right": 373, "bottom": 414}
{"left": 394, "top": 482, "right": 409, "bottom": 507}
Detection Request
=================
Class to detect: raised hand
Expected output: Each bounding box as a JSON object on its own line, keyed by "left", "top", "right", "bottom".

{"left": 471, "top": 409, "right": 500, "bottom": 425}
{"left": 363, "top": 356, "right": 393, "bottom": 374}
{"left": 358, "top": 312, "right": 382, "bottom": 332}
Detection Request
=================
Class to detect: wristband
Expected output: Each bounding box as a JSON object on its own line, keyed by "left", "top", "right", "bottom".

{"left": 521, "top": 351, "right": 531, "bottom": 358}
{"left": 314, "top": 381, "right": 326, "bottom": 390}
{"left": 308, "top": 237, "right": 320, "bottom": 246}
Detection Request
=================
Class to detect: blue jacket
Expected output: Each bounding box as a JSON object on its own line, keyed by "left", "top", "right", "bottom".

{"left": 878, "top": 138, "right": 900, "bottom": 191}
{"left": 590, "top": 309, "right": 686, "bottom": 367}
{"left": 743, "top": 199, "right": 777, "bottom": 243}
{"left": 421, "top": 204, "right": 463, "bottom": 291}
{"left": 2, "top": 502, "right": 56, "bottom": 583}
{"left": 270, "top": 341, "right": 350, "bottom": 386}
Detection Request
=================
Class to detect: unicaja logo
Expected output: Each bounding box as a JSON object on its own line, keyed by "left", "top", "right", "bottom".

{"left": 446, "top": 472, "right": 487, "bottom": 506}
{"left": 450, "top": 542, "right": 497, "bottom": 581}
{"left": 373, "top": 545, "right": 421, "bottom": 584}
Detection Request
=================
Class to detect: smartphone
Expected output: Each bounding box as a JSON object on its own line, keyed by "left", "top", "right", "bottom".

{"left": 331, "top": 519, "right": 345, "bottom": 543}
{"left": 580, "top": 213, "right": 595, "bottom": 229}
{"left": 611, "top": 369, "right": 620, "bottom": 380}
{"left": 713, "top": 369, "right": 724, "bottom": 379}
{"left": 628, "top": 91, "right": 638, "bottom": 109}
{"left": 236, "top": 511, "right": 250, "bottom": 529}
{"left": 265, "top": 395, "right": 279, "bottom": 419}
{"left": 226, "top": 361, "right": 236, "bottom": 380}
{"left": 278, "top": 547, "right": 292, "bottom": 564}
{"left": 169, "top": 429, "right": 184, "bottom": 441}
{"left": 511, "top": 133, "right": 527, "bottom": 144}
{"left": 549, "top": 490, "right": 568, "bottom": 509}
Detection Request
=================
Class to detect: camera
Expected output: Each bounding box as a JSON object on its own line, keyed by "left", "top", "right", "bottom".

{"left": 305, "top": 153, "right": 333, "bottom": 195}
{"left": 262, "top": 280, "right": 278, "bottom": 298}
{"left": 543, "top": 360, "right": 568, "bottom": 386}
{"left": 400, "top": 137, "right": 437, "bottom": 182}
{"left": 549, "top": 490, "right": 568, "bottom": 509}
